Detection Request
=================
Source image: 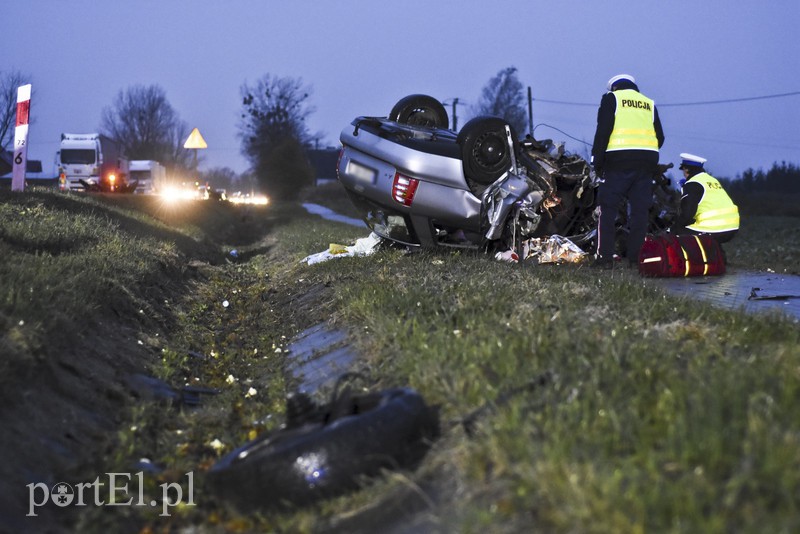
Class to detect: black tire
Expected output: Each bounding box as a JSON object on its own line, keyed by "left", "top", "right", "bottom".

{"left": 389, "top": 94, "right": 449, "bottom": 129}
{"left": 457, "top": 116, "right": 515, "bottom": 185}
{"left": 206, "top": 387, "right": 439, "bottom": 512}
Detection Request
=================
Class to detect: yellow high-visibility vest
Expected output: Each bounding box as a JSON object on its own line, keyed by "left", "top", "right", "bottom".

{"left": 607, "top": 89, "right": 658, "bottom": 152}
{"left": 686, "top": 172, "right": 740, "bottom": 233}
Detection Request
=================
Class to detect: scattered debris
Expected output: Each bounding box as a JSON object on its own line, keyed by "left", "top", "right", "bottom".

{"left": 494, "top": 249, "right": 520, "bottom": 263}
{"left": 520, "top": 234, "right": 588, "bottom": 264}
{"left": 206, "top": 379, "right": 439, "bottom": 512}
{"left": 748, "top": 288, "right": 800, "bottom": 301}
{"left": 302, "top": 232, "right": 383, "bottom": 265}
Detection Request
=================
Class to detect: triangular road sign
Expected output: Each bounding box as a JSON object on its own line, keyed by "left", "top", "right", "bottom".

{"left": 184, "top": 127, "right": 208, "bottom": 149}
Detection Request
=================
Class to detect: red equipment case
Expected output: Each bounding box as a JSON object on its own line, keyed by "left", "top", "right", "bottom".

{"left": 638, "top": 234, "right": 726, "bottom": 277}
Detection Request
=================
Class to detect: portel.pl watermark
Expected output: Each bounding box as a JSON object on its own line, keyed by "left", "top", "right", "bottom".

{"left": 27, "top": 471, "right": 195, "bottom": 517}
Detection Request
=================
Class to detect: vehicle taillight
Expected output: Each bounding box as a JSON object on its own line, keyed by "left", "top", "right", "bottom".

{"left": 392, "top": 173, "right": 419, "bottom": 206}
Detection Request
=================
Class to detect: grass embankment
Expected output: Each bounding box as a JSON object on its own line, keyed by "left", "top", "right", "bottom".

{"left": 1, "top": 184, "right": 798, "bottom": 533}
{"left": 0, "top": 189, "right": 281, "bottom": 530}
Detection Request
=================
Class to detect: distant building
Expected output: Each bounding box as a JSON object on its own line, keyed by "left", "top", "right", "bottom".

{"left": 307, "top": 147, "right": 340, "bottom": 185}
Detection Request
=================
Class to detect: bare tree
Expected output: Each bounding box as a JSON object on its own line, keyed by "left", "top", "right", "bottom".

{"left": 100, "top": 84, "right": 192, "bottom": 169}
{"left": 238, "top": 74, "right": 320, "bottom": 199}
{"left": 0, "top": 70, "right": 33, "bottom": 152}
{"left": 474, "top": 67, "right": 527, "bottom": 136}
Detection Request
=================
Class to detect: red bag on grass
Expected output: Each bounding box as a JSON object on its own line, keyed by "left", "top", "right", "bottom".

{"left": 638, "top": 234, "right": 726, "bottom": 277}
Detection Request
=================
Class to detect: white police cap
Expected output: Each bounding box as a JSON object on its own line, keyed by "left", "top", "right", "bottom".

{"left": 679, "top": 153, "right": 707, "bottom": 169}
{"left": 606, "top": 74, "right": 636, "bottom": 91}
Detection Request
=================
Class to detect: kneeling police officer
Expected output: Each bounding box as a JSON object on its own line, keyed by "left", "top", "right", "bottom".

{"left": 671, "top": 153, "right": 739, "bottom": 244}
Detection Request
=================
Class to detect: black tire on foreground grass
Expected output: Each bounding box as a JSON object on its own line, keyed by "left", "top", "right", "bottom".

{"left": 206, "top": 386, "right": 440, "bottom": 512}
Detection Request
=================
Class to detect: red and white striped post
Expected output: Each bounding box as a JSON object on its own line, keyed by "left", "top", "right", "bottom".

{"left": 11, "top": 84, "right": 32, "bottom": 192}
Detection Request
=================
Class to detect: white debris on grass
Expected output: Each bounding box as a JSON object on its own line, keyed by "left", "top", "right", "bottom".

{"left": 302, "top": 233, "right": 383, "bottom": 265}
{"left": 494, "top": 249, "right": 519, "bottom": 263}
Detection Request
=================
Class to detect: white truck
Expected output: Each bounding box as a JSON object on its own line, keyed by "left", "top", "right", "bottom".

{"left": 129, "top": 160, "right": 167, "bottom": 194}
{"left": 56, "top": 133, "right": 134, "bottom": 192}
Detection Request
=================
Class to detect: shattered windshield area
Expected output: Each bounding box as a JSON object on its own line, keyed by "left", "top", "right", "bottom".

{"left": 61, "top": 149, "right": 96, "bottom": 165}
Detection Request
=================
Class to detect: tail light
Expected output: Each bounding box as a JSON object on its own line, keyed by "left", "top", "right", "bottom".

{"left": 392, "top": 173, "right": 419, "bottom": 206}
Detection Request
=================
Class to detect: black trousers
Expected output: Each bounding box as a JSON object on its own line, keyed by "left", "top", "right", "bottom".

{"left": 671, "top": 227, "right": 738, "bottom": 244}
{"left": 595, "top": 168, "right": 653, "bottom": 260}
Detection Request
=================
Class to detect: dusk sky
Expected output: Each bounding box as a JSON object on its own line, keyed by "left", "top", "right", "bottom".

{"left": 5, "top": 1, "right": 800, "bottom": 180}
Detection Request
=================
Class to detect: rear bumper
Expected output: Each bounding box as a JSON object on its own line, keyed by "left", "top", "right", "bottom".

{"left": 337, "top": 139, "right": 483, "bottom": 247}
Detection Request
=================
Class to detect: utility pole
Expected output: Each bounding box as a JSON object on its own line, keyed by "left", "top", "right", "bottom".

{"left": 527, "top": 86, "right": 533, "bottom": 137}
{"left": 443, "top": 98, "right": 463, "bottom": 130}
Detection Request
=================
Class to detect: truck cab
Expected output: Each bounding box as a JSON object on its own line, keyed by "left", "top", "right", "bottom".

{"left": 57, "top": 133, "right": 130, "bottom": 192}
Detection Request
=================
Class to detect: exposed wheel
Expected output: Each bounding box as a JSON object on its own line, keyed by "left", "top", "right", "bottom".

{"left": 206, "top": 387, "right": 439, "bottom": 512}
{"left": 389, "top": 94, "right": 449, "bottom": 129}
{"left": 458, "top": 117, "right": 516, "bottom": 185}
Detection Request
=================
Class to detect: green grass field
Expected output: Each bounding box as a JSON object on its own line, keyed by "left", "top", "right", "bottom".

{"left": 1, "top": 186, "right": 798, "bottom": 533}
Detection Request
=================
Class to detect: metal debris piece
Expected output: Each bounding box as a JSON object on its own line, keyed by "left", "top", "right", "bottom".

{"left": 481, "top": 172, "right": 542, "bottom": 241}
{"left": 748, "top": 288, "right": 800, "bottom": 301}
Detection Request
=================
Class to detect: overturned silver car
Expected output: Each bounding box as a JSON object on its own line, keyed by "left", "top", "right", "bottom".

{"left": 337, "top": 94, "right": 677, "bottom": 260}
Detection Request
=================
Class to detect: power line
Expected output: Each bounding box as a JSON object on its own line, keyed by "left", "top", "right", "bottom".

{"left": 533, "top": 98, "right": 595, "bottom": 107}
{"left": 659, "top": 91, "right": 800, "bottom": 107}
{"left": 532, "top": 123, "right": 592, "bottom": 146}
{"left": 532, "top": 123, "right": 800, "bottom": 151}
{"left": 533, "top": 90, "right": 800, "bottom": 108}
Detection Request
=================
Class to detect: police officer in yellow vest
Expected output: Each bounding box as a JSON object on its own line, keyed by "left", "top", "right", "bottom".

{"left": 671, "top": 153, "right": 739, "bottom": 243}
{"left": 591, "top": 74, "right": 665, "bottom": 268}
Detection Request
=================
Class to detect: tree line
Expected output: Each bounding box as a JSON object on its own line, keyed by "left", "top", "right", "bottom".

{"left": 720, "top": 162, "right": 800, "bottom": 194}
{"left": 1, "top": 68, "right": 798, "bottom": 200}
